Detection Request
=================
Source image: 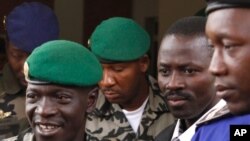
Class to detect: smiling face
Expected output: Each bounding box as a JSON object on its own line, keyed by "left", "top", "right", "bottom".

{"left": 157, "top": 35, "right": 217, "bottom": 121}
{"left": 26, "top": 84, "right": 97, "bottom": 141}
{"left": 207, "top": 8, "right": 250, "bottom": 115}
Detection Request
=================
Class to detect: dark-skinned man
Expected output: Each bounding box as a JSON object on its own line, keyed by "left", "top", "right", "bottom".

{"left": 86, "top": 17, "right": 174, "bottom": 141}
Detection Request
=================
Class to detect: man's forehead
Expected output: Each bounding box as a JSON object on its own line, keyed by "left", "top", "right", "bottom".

{"left": 206, "top": 9, "right": 250, "bottom": 40}
{"left": 101, "top": 61, "right": 138, "bottom": 68}
{"left": 27, "top": 83, "right": 88, "bottom": 95}
{"left": 160, "top": 35, "right": 207, "bottom": 52}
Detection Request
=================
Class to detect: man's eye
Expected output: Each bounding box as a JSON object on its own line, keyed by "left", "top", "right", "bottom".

{"left": 158, "top": 68, "right": 170, "bottom": 76}
{"left": 56, "top": 94, "right": 71, "bottom": 104}
{"left": 57, "top": 95, "right": 67, "bottom": 99}
{"left": 26, "top": 93, "right": 37, "bottom": 99}
{"left": 208, "top": 44, "right": 214, "bottom": 48}
{"left": 224, "top": 45, "right": 233, "bottom": 49}
{"left": 113, "top": 67, "right": 124, "bottom": 72}
{"left": 26, "top": 93, "right": 38, "bottom": 103}
{"left": 183, "top": 68, "right": 196, "bottom": 74}
{"left": 11, "top": 52, "right": 22, "bottom": 58}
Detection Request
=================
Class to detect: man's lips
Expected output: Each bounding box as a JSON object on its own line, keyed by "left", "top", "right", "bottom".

{"left": 167, "top": 95, "right": 186, "bottom": 101}
{"left": 103, "top": 91, "right": 119, "bottom": 99}
{"left": 215, "top": 84, "right": 234, "bottom": 100}
{"left": 166, "top": 95, "right": 188, "bottom": 107}
{"left": 35, "top": 121, "right": 62, "bottom": 137}
{"left": 162, "top": 90, "right": 190, "bottom": 106}
{"left": 102, "top": 89, "right": 119, "bottom": 96}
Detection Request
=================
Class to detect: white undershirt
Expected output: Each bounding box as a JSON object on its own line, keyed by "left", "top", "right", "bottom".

{"left": 122, "top": 97, "right": 149, "bottom": 132}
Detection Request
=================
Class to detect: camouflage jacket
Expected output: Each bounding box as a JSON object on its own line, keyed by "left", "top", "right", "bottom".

{"left": 85, "top": 76, "right": 175, "bottom": 141}
{"left": 2, "top": 128, "right": 34, "bottom": 141}
{"left": 0, "top": 64, "right": 29, "bottom": 140}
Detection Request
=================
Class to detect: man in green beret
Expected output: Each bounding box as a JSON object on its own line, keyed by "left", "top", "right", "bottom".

{"left": 4, "top": 40, "right": 103, "bottom": 141}
{"left": 86, "top": 17, "right": 174, "bottom": 140}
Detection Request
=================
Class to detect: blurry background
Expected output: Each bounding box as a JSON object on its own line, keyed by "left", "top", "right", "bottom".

{"left": 0, "top": 0, "right": 205, "bottom": 77}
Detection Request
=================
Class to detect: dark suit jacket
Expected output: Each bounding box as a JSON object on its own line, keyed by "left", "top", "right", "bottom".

{"left": 155, "top": 121, "right": 177, "bottom": 141}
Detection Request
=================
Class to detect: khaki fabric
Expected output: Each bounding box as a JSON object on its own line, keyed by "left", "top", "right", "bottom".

{"left": 2, "top": 128, "right": 34, "bottom": 141}
{"left": 0, "top": 64, "right": 29, "bottom": 140}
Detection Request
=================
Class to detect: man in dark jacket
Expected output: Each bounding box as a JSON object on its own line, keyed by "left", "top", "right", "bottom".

{"left": 156, "top": 16, "right": 221, "bottom": 141}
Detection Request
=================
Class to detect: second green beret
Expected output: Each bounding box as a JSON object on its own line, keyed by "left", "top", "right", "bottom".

{"left": 24, "top": 40, "right": 103, "bottom": 87}
{"left": 90, "top": 17, "right": 150, "bottom": 62}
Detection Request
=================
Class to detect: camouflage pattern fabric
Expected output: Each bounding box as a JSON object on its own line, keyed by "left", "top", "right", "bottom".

{"left": 0, "top": 64, "right": 29, "bottom": 140}
{"left": 2, "top": 128, "right": 34, "bottom": 141}
{"left": 85, "top": 76, "right": 175, "bottom": 141}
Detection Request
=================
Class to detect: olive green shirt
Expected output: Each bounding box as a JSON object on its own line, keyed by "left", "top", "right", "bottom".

{"left": 0, "top": 64, "right": 29, "bottom": 140}
{"left": 2, "top": 128, "right": 34, "bottom": 141}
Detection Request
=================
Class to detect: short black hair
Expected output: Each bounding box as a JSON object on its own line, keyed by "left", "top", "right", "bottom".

{"left": 165, "top": 16, "right": 207, "bottom": 36}
{"left": 163, "top": 16, "right": 213, "bottom": 57}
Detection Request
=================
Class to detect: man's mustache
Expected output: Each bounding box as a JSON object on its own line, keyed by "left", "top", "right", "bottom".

{"left": 162, "top": 89, "right": 190, "bottom": 99}
{"left": 101, "top": 88, "right": 117, "bottom": 93}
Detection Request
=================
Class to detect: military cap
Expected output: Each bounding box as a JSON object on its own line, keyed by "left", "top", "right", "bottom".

{"left": 24, "top": 40, "right": 103, "bottom": 87}
{"left": 206, "top": 0, "right": 250, "bottom": 14}
{"left": 89, "top": 17, "right": 150, "bottom": 62}
{"left": 6, "top": 2, "right": 59, "bottom": 53}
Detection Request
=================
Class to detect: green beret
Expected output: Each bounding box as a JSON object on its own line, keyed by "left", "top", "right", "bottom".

{"left": 24, "top": 40, "right": 103, "bottom": 87}
{"left": 90, "top": 17, "right": 150, "bottom": 62}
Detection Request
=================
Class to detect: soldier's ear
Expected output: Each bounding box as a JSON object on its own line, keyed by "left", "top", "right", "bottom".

{"left": 86, "top": 87, "right": 98, "bottom": 113}
{"left": 139, "top": 55, "right": 150, "bottom": 73}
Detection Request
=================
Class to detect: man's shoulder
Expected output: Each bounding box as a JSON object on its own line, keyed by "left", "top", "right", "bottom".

{"left": 2, "top": 135, "right": 18, "bottom": 141}
{"left": 2, "top": 128, "right": 34, "bottom": 141}
{"left": 200, "top": 113, "right": 250, "bottom": 127}
{"left": 155, "top": 122, "right": 177, "bottom": 141}
{"left": 193, "top": 114, "right": 250, "bottom": 141}
{"left": 196, "top": 100, "right": 229, "bottom": 125}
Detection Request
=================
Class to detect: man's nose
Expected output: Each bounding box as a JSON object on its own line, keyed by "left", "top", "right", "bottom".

{"left": 166, "top": 71, "right": 185, "bottom": 91}
{"left": 99, "top": 70, "right": 115, "bottom": 88}
{"left": 35, "top": 97, "right": 57, "bottom": 117}
{"left": 209, "top": 49, "right": 228, "bottom": 76}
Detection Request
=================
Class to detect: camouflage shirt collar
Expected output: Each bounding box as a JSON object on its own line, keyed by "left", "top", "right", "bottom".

{"left": 93, "top": 75, "right": 169, "bottom": 116}
{"left": 196, "top": 100, "right": 231, "bottom": 126}
{"left": 2, "top": 64, "right": 23, "bottom": 95}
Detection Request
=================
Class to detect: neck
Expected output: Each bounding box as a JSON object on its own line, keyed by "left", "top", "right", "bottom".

{"left": 120, "top": 76, "right": 149, "bottom": 111}
{"left": 185, "top": 96, "right": 220, "bottom": 128}
{"left": 73, "top": 123, "right": 86, "bottom": 141}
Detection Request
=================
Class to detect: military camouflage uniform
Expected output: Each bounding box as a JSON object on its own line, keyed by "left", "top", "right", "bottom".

{"left": 2, "top": 128, "right": 34, "bottom": 141}
{"left": 0, "top": 64, "right": 29, "bottom": 140}
{"left": 86, "top": 76, "right": 175, "bottom": 141}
